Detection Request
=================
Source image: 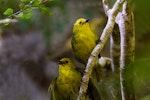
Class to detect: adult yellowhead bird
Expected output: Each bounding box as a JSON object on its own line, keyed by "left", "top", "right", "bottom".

{"left": 49, "top": 58, "right": 101, "bottom": 100}
{"left": 71, "top": 18, "right": 99, "bottom": 64}
{"left": 49, "top": 58, "right": 82, "bottom": 100}
{"left": 71, "top": 18, "right": 102, "bottom": 82}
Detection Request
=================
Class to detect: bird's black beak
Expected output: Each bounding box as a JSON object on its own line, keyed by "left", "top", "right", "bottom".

{"left": 85, "top": 19, "right": 89, "bottom": 23}
{"left": 58, "top": 61, "right": 63, "bottom": 64}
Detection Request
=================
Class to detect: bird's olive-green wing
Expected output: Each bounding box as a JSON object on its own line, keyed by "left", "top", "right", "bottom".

{"left": 48, "top": 79, "right": 62, "bottom": 100}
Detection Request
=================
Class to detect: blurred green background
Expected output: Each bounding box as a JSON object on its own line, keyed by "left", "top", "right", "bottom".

{"left": 0, "top": 0, "right": 150, "bottom": 100}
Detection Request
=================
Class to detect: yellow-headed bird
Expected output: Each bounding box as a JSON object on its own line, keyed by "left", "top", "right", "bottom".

{"left": 49, "top": 58, "right": 81, "bottom": 100}
{"left": 71, "top": 18, "right": 102, "bottom": 82}
{"left": 72, "top": 18, "right": 99, "bottom": 64}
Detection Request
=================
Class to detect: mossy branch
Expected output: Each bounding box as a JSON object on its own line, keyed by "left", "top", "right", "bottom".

{"left": 110, "top": 24, "right": 122, "bottom": 100}
{"left": 118, "top": 1, "right": 135, "bottom": 100}
{"left": 77, "top": 0, "right": 125, "bottom": 100}
{"left": 110, "top": 24, "right": 120, "bottom": 73}
{"left": 103, "top": 0, "right": 135, "bottom": 99}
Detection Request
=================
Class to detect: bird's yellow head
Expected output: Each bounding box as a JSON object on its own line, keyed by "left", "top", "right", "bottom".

{"left": 58, "top": 58, "right": 76, "bottom": 69}
{"left": 73, "top": 18, "right": 91, "bottom": 34}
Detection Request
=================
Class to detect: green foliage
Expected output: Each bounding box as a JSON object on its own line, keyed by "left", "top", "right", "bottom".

{"left": 3, "top": 8, "right": 14, "bottom": 16}
{"left": 2, "top": 0, "right": 52, "bottom": 20}
{"left": 16, "top": 13, "right": 32, "bottom": 19}
{"left": 38, "top": 4, "right": 52, "bottom": 15}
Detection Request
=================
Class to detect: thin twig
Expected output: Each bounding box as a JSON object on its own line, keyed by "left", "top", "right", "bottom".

{"left": 77, "top": 0, "right": 125, "bottom": 100}
{"left": 0, "top": 18, "right": 18, "bottom": 24}
{"left": 102, "top": 0, "right": 110, "bottom": 16}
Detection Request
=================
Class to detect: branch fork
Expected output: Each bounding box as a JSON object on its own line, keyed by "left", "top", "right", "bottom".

{"left": 77, "top": 0, "right": 126, "bottom": 100}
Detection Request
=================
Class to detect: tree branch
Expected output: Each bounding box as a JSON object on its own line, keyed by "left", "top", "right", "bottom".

{"left": 110, "top": 23, "right": 122, "bottom": 100}
{"left": 110, "top": 24, "right": 120, "bottom": 72}
{"left": 0, "top": 18, "right": 18, "bottom": 24}
{"left": 103, "top": 1, "right": 122, "bottom": 98}
{"left": 102, "top": 0, "right": 110, "bottom": 16}
{"left": 77, "top": 0, "right": 125, "bottom": 100}
{"left": 118, "top": 1, "right": 135, "bottom": 100}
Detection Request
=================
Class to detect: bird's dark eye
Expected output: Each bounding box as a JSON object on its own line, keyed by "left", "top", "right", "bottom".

{"left": 66, "top": 61, "right": 68, "bottom": 63}
{"left": 79, "top": 22, "right": 82, "bottom": 24}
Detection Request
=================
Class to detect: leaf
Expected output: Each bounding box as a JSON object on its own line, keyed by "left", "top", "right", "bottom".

{"left": 15, "top": 12, "right": 23, "bottom": 18}
{"left": 22, "top": 13, "right": 32, "bottom": 19}
{"left": 25, "top": 7, "right": 33, "bottom": 12}
{"left": 3, "top": 22, "right": 10, "bottom": 26}
{"left": 38, "top": 5, "right": 51, "bottom": 15}
{"left": 3, "top": 8, "right": 14, "bottom": 16}
{"left": 16, "top": 13, "right": 32, "bottom": 19}
{"left": 19, "top": 3, "right": 26, "bottom": 10}
{"left": 30, "top": 0, "right": 42, "bottom": 6}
